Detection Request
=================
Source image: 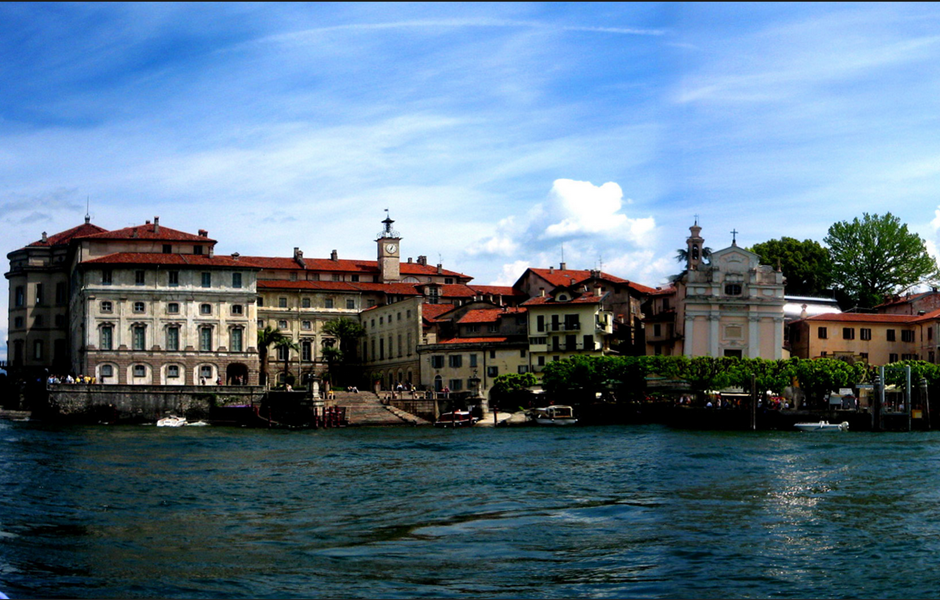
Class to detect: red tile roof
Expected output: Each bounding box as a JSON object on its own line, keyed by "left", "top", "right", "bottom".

{"left": 79, "top": 252, "right": 255, "bottom": 268}
{"left": 438, "top": 337, "right": 510, "bottom": 344}
{"left": 522, "top": 293, "right": 604, "bottom": 307}
{"left": 80, "top": 222, "right": 215, "bottom": 243}
{"left": 798, "top": 313, "right": 918, "bottom": 324}
{"left": 239, "top": 255, "right": 471, "bottom": 280}
{"left": 457, "top": 307, "right": 526, "bottom": 324}
{"left": 257, "top": 280, "right": 362, "bottom": 292}
{"left": 28, "top": 222, "right": 109, "bottom": 247}
{"left": 422, "top": 303, "right": 456, "bottom": 322}
{"left": 524, "top": 268, "right": 656, "bottom": 295}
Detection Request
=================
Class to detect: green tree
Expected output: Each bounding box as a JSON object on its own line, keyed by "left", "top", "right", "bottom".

{"left": 749, "top": 237, "right": 833, "bottom": 297}
{"left": 824, "top": 212, "right": 939, "bottom": 308}
{"left": 792, "top": 357, "right": 866, "bottom": 409}
{"left": 491, "top": 373, "right": 537, "bottom": 410}
{"left": 274, "top": 337, "right": 300, "bottom": 387}
{"left": 257, "top": 326, "right": 287, "bottom": 387}
{"left": 321, "top": 317, "right": 365, "bottom": 364}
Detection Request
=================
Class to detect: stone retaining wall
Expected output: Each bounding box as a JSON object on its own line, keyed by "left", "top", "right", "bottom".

{"left": 47, "top": 384, "right": 265, "bottom": 423}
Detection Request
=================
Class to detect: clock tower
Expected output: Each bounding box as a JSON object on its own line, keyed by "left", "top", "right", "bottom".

{"left": 377, "top": 212, "right": 401, "bottom": 283}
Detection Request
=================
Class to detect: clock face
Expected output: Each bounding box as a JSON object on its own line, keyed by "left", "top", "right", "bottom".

{"left": 386, "top": 243, "right": 397, "bottom": 253}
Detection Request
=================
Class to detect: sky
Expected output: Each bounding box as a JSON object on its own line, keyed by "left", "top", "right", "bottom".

{"left": 5, "top": 2, "right": 940, "bottom": 361}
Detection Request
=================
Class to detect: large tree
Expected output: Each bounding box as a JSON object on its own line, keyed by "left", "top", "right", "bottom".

{"left": 824, "top": 213, "right": 939, "bottom": 309}
{"left": 257, "top": 326, "right": 287, "bottom": 387}
{"left": 749, "top": 237, "right": 832, "bottom": 297}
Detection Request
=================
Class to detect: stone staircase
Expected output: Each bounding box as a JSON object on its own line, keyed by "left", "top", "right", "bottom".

{"left": 329, "top": 391, "right": 431, "bottom": 426}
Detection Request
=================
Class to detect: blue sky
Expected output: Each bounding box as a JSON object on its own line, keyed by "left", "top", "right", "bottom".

{"left": 5, "top": 3, "right": 940, "bottom": 360}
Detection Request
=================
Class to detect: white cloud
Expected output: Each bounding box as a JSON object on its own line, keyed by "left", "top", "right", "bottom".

{"left": 543, "top": 179, "right": 628, "bottom": 237}
{"left": 492, "top": 259, "right": 531, "bottom": 286}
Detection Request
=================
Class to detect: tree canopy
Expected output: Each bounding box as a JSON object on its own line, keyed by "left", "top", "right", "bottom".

{"left": 321, "top": 317, "right": 365, "bottom": 363}
{"left": 824, "top": 212, "right": 939, "bottom": 308}
{"left": 749, "top": 237, "right": 833, "bottom": 297}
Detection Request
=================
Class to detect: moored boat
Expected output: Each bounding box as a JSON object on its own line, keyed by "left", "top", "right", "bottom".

{"left": 794, "top": 420, "right": 849, "bottom": 432}
{"left": 434, "top": 410, "right": 477, "bottom": 428}
{"left": 528, "top": 405, "right": 578, "bottom": 426}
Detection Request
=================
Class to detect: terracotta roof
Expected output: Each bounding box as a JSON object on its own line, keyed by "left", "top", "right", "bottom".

{"left": 457, "top": 307, "right": 526, "bottom": 324}
{"left": 798, "top": 313, "right": 918, "bottom": 324}
{"left": 524, "top": 267, "right": 656, "bottom": 295}
{"left": 239, "top": 256, "right": 471, "bottom": 280}
{"left": 79, "top": 252, "right": 254, "bottom": 268}
{"left": 28, "top": 222, "right": 109, "bottom": 247}
{"left": 647, "top": 286, "right": 677, "bottom": 297}
{"left": 80, "top": 222, "right": 215, "bottom": 243}
{"left": 438, "top": 337, "right": 510, "bottom": 344}
{"left": 257, "top": 280, "right": 361, "bottom": 292}
{"left": 422, "top": 303, "right": 456, "bottom": 322}
{"left": 522, "top": 293, "right": 604, "bottom": 307}
{"left": 467, "top": 284, "right": 519, "bottom": 296}
{"left": 875, "top": 291, "right": 933, "bottom": 309}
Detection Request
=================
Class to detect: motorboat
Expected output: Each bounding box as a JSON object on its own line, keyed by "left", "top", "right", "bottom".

{"left": 794, "top": 420, "right": 849, "bottom": 432}
{"left": 156, "top": 415, "right": 209, "bottom": 427}
{"left": 434, "top": 410, "right": 478, "bottom": 428}
{"left": 528, "top": 405, "right": 578, "bottom": 426}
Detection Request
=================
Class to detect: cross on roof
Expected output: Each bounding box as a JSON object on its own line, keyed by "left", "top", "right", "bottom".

{"left": 731, "top": 228, "right": 739, "bottom": 244}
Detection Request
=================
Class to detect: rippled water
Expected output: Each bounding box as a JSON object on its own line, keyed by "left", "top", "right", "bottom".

{"left": 2, "top": 421, "right": 940, "bottom": 598}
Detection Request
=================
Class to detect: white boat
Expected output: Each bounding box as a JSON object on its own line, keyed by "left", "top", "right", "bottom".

{"left": 794, "top": 420, "right": 849, "bottom": 432}
{"left": 157, "top": 415, "right": 187, "bottom": 427}
{"left": 528, "top": 405, "right": 578, "bottom": 426}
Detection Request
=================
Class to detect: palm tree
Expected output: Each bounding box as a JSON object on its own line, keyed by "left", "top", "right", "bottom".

{"left": 274, "top": 337, "right": 301, "bottom": 388}
{"left": 257, "top": 326, "right": 286, "bottom": 387}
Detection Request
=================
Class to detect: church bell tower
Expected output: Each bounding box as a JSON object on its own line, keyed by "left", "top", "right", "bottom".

{"left": 687, "top": 219, "right": 705, "bottom": 272}
{"left": 377, "top": 211, "right": 401, "bottom": 283}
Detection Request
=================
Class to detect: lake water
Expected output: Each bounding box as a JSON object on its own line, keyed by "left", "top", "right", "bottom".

{"left": 2, "top": 421, "right": 940, "bottom": 599}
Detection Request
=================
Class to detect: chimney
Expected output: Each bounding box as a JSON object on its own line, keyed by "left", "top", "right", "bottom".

{"left": 293, "top": 247, "right": 306, "bottom": 268}
{"left": 41, "top": 231, "right": 47, "bottom": 243}
{"left": 539, "top": 287, "right": 545, "bottom": 297}
{"left": 407, "top": 257, "right": 413, "bottom": 263}
{"left": 231, "top": 252, "right": 240, "bottom": 261}
{"left": 548, "top": 266, "right": 554, "bottom": 274}
{"left": 560, "top": 262, "right": 566, "bottom": 270}
{"left": 154, "top": 216, "right": 160, "bottom": 234}
{"left": 331, "top": 249, "right": 338, "bottom": 261}
{"left": 417, "top": 255, "right": 427, "bottom": 266}
{"left": 198, "top": 229, "right": 208, "bottom": 237}
{"left": 437, "top": 264, "right": 443, "bottom": 274}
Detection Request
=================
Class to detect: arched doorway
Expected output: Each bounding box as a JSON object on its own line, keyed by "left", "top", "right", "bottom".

{"left": 227, "top": 363, "right": 249, "bottom": 385}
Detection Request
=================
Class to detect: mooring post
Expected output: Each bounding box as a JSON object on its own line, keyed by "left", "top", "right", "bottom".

{"left": 906, "top": 365, "right": 912, "bottom": 432}
{"left": 920, "top": 377, "right": 931, "bottom": 431}
{"left": 873, "top": 368, "right": 883, "bottom": 432}
{"left": 750, "top": 374, "right": 757, "bottom": 431}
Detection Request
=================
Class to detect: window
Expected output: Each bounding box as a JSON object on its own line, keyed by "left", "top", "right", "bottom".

{"left": 302, "top": 340, "right": 312, "bottom": 362}
{"left": 861, "top": 328, "right": 872, "bottom": 341}
{"left": 843, "top": 327, "right": 855, "bottom": 340}
{"left": 101, "top": 365, "right": 114, "bottom": 378}
{"left": 167, "top": 302, "right": 179, "bottom": 314}
{"left": 55, "top": 314, "right": 65, "bottom": 327}
{"left": 232, "top": 273, "right": 242, "bottom": 288}
{"left": 166, "top": 326, "right": 180, "bottom": 352}
{"left": 257, "top": 297, "right": 264, "bottom": 307}
{"left": 230, "top": 328, "right": 243, "bottom": 352}
{"left": 101, "top": 301, "right": 113, "bottom": 313}
{"left": 347, "top": 298, "right": 356, "bottom": 310}
{"left": 583, "top": 335, "right": 594, "bottom": 351}
{"left": 302, "top": 298, "right": 311, "bottom": 308}
{"left": 487, "top": 366, "right": 499, "bottom": 377}
{"left": 100, "top": 325, "right": 113, "bottom": 351}
{"left": 200, "top": 303, "right": 212, "bottom": 315}
{"left": 887, "top": 329, "right": 896, "bottom": 341}
{"left": 332, "top": 274, "right": 341, "bottom": 282}
{"left": 431, "top": 355, "right": 444, "bottom": 369}
{"left": 200, "top": 366, "right": 212, "bottom": 380}
{"left": 278, "top": 320, "right": 288, "bottom": 329}
{"left": 14, "top": 286, "right": 24, "bottom": 307}
{"left": 133, "top": 301, "right": 145, "bottom": 313}
{"left": 194, "top": 246, "right": 203, "bottom": 255}
{"left": 278, "top": 297, "right": 287, "bottom": 308}
{"left": 200, "top": 327, "right": 212, "bottom": 352}
{"left": 325, "top": 298, "right": 334, "bottom": 309}
{"left": 33, "top": 315, "right": 42, "bottom": 327}
{"left": 397, "top": 312, "right": 402, "bottom": 322}
{"left": 930, "top": 328, "right": 934, "bottom": 341}
{"left": 466, "top": 325, "right": 479, "bottom": 334}
{"left": 537, "top": 315, "right": 545, "bottom": 332}
{"left": 518, "top": 365, "right": 529, "bottom": 374}
{"left": 302, "top": 320, "right": 312, "bottom": 330}
{"left": 133, "top": 364, "right": 146, "bottom": 378}
{"left": 163, "top": 244, "right": 172, "bottom": 254}
{"left": 168, "top": 271, "right": 179, "bottom": 286}
{"left": 890, "top": 353, "right": 899, "bottom": 363}
{"left": 35, "top": 283, "right": 43, "bottom": 305}
{"left": 277, "top": 344, "right": 289, "bottom": 361}
{"left": 902, "top": 330, "right": 915, "bottom": 343}
{"left": 231, "top": 304, "right": 243, "bottom": 315}
{"left": 33, "top": 340, "right": 43, "bottom": 360}
{"left": 201, "top": 272, "right": 211, "bottom": 288}
{"left": 135, "top": 270, "right": 145, "bottom": 285}
{"left": 102, "top": 269, "right": 112, "bottom": 285}
{"left": 448, "top": 379, "right": 463, "bottom": 391}
{"left": 13, "top": 317, "right": 23, "bottom": 328}
{"left": 167, "top": 365, "right": 180, "bottom": 379}
{"left": 818, "top": 327, "right": 828, "bottom": 339}
{"left": 449, "top": 355, "right": 462, "bottom": 368}
{"left": 351, "top": 275, "right": 360, "bottom": 282}
{"left": 724, "top": 283, "right": 742, "bottom": 296}
{"left": 133, "top": 325, "right": 146, "bottom": 350}
{"left": 469, "top": 354, "right": 477, "bottom": 367}
{"left": 520, "top": 349, "right": 526, "bottom": 357}
{"left": 56, "top": 282, "right": 67, "bottom": 305}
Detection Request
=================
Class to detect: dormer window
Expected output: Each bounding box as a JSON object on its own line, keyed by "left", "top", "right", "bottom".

{"left": 725, "top": 284, "right": 742, "bottom": 296}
